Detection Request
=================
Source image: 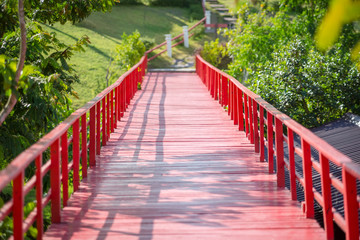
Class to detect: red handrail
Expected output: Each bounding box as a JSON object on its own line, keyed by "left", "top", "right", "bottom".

{"left": 195, "top": 54, "right": 359, "bottom": 240}
{"left": 0, "top": 55, "right": 148, "bottom": 240}
{"left": 146, "top": 17, "right": 206, "bottom": 59}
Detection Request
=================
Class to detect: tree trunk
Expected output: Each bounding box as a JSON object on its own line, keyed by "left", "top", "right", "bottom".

{"left": 0, "top": 0, "right": 27, "bottom": 125}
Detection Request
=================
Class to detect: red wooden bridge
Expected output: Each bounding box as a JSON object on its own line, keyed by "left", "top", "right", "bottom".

{"left": 0, "top": 20, "right": 359, "bottom": 240}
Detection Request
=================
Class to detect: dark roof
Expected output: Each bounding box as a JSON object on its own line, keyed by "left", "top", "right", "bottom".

{"left": 311, "top": 113, "right": 360, "bottom": 164}
{"left": 277, "top": 113, "right": 360, "bottom": 237}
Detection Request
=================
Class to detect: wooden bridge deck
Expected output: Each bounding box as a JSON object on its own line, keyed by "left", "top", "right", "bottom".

{"left": 44, "top": 72, "right": 325, "bottom": 240}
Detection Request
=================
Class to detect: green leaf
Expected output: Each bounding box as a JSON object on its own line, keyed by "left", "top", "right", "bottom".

{"left": 60, "top": 56, "right": 70, "bottom": 71}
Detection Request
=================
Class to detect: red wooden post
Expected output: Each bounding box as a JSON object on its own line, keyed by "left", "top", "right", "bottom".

{"left": 219, "top": 75, "right": 223, "bottom": 105}
{"left": 222, "top": 77, "right": 228, "bottom": 107}
{"left": 301, "top": 139, "right": 314, "bottom": 218}
{"left": 96, "top": 102, "right": 101, "bottom": 155}
{"left": 244, "top": 94, "right": 249, "bottom": 137}
{"left": 61, "top": 131, "right": 69, "bottom": 206}
{"left": 106, "top": 94, "right": 110, "bottom": 140}
{"left": 115, "top": 86, "right": 120, "bottom": 123}
{"left": 89, "top": 106, "right": 96, "bottom": 167}
{"left": 111, "top": 90, "right": 114, "bottom": 132}
{"left": 214, "top": 71, "right": 218, "bottom": 101}
{"left": 238, "top": 89, "right": 244, "bottom": 131}
{"left": 210, "top": 68, "right": 213, "bottom": 94}
{"left": 233, "top": 87, "right": 238, "bottom": 125}
{"left": 343, "top": 168, "right": 359, "bottom": 240}
{"left": 228, "top": 82, "right": 232, "bottom": 117}
{"left": 288, "top": 128, "right": 297, "bottom": 200}
{"left": 102, "top": 97, "right": 107, "bottom": 146}
{"left": 119, "top": 84, "right": 123, "bottom": 118}
{"left": 248, "top": 98, "right": 254, "bottom": 143}
{"left": 81, "top": 114, "right": 87, "bottom": 178}
{"left": 35, "top": 155, "right": 43, "bottom": 240}
{"left": 13, "top": 170, "right": 24, "bottom": 240}
{"left": 73, "top": 119, "right": 80, "bottom": 191}
{"left": 267, "top": 112, "right": 274, "bottom": 173}
{"left": 253, "top": 99, "right": 259, "bottom": 153}
{"left": 319, "top": 153, "right": 334, "bottom": 239}
{"left": 259, "top": 106, "right": 265, "bottom": 162}
{"left": 51, "top": 139, "right": 61, "bottom": 223}
{"left": 275, "top": 117, "right": 285, "bottom": 188}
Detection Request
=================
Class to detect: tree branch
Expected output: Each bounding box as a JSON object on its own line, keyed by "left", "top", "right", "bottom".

{"left": 0, "top": 0, "right": 27, "bottom": 125}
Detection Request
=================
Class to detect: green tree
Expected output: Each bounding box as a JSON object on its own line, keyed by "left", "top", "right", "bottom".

{"left": 0, "top": 0, "right": 114, "bottom": 166}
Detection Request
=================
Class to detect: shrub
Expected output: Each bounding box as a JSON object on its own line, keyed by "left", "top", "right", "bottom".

{"left": 201, "top": 38, "right": 230, "bottom": 69}
{"left": 107, "top": 31, "right": 146, "bottom": 85}
{"left": 224, "top": 3, "right": 360, "bottom": 128}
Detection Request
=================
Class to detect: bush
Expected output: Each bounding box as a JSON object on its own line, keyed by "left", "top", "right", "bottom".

{"left": 107, "top": 31, "right": 146, "bottom": 85}
{"left": 224, "top": 3, "right": 360, "bottom": 128}
{"left": 201, "top": 38, "right": 230, "bottom": 69}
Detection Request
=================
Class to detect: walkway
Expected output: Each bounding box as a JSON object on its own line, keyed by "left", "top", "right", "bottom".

{"left": 44, "top": 72, "right": 325, "bottom": 239}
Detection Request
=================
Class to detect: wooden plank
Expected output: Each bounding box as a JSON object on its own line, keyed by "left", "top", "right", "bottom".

{"left": 44, "top": 72, "right": 325, "bottom": 239}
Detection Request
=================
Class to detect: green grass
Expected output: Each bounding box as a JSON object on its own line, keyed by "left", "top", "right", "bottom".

{"left": 43, "top": 5, "right": 212, "bottom": 109}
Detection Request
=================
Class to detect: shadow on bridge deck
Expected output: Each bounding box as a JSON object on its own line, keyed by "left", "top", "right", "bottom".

{"left": 44, "top": 72, "right": 325, "bottom": 240}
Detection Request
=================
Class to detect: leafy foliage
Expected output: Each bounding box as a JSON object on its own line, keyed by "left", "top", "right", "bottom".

{"left": 201, "top": 38, "right": 230, "bottom": 69}
{"left": 0, "top": 23, "right": 90, "bottom": 168}
{"left": 0, "top": 0, "right": 115, "bottom": 38}
{"left": 224, "top": 3, "right": 360, "bottom": 128}
{"left": 107, "top": 31, "right": 146, "bottom": 84}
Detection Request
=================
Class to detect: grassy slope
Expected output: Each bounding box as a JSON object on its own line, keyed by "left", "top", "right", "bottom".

{"left": 43, "top": 5, "right": 212, "bottom": 109}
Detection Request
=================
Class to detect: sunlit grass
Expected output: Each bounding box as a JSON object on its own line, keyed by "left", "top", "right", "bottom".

{"left": 43, "top": 5, "right": 212, "bottom": 109}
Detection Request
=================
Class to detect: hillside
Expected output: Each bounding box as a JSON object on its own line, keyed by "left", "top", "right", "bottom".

{"left": 43, "top": 5, "right": 210, "bottom": 108}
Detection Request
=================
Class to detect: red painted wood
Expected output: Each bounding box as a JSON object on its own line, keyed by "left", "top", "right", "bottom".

{"left": 244, "top": 93, "right": 249, "bottom": 138}
{"left": 267, "top": 112, "right": 274, "bottom": 174}
{"left": 96, "top": 102, "right": 101, "bottom": 155}
{"left": 102, "top": 98, "right": 107, "bottom": 146}
{"left": 107, "top": 94, "right": 110, "bottom": 141}
{"left": 275, "top": 117, "right": 285, "bottom": 188}
{"left": 253, "top": 99, "right": 259, "bottom": 153}
{"left": 259, "top": 107, "right": 265, "bottom": 162}
{"left": 44, "top": 72, "right": 325, "bottom": 240}
{"left": 319, "top": 153, "right": 334, "bottom": 239}
{"left": 90, "top": 106, "right": 96, "bottom": 167}
{"left": 287, "top": 128, "right": 297, "bottom": 201}
{"left": 73, "top": 119, "right": 80, "bottom": 191}
{"left": 301, "top": 139, "right": 314, "bottom": 218}
{"left": 50, "top": 139, "right": 61, "bottom": 223}
{"left": 13, "top": 170, "right": 24, "bottom": 240}
{"left": 233, "top": 87, "right": 238, "bottom": 125}
{"left": 249, "top": 97, "right": 254, "bottom": 144}
{"left": 36, "top": 155, "right": 43, "bottom": 240}
{"left": 61, "top": 131, "right": 69, "bottom": 206}
{"left": 81, "top": 114, "right": 87, "bottom": 178}
{"left": 343, "top": 167, "right": 359, "bottom": 240}
{"left": 110, "top": 90, "right": 114, "bottom": 133}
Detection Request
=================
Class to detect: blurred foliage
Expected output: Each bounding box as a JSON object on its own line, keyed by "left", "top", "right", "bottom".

{"left": 316, "top": 0, "right": 360, "bottom": 70}
{"left": 107, "top": 31, "right": 146, "bottom": 84}
{"left": 201, "top": 38, "right": 230, "bottom": 69}
{"left": 223, "top": 2, "right": 360, "bottom": 128}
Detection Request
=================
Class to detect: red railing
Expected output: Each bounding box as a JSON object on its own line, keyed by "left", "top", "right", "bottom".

{"left": 0, "top": 55, "right": 147, "bottom": 240}
{"left": 196, "top": 54, "right": 359, "bottom": 240}
{"left": 146, "top": 17, "right": 206, "bottom": 61}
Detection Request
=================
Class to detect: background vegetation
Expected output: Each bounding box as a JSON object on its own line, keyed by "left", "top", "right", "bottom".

{"left": 202, "top": 0, "right": 360, "bottom": 128}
